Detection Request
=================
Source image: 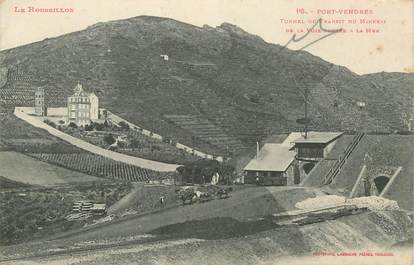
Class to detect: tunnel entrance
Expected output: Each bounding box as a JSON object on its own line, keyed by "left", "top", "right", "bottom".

{"left": 302, "top": 163, "right": 315, "bottom": 175}
{"left": 373, "top": 175, "right": 390, "bottom": 194}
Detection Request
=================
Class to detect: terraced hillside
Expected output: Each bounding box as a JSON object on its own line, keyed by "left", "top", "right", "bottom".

{"left": 0, "top": 16, "right": 412, "bottom": 157}
{"left": 164, "top": 114, "right": 247, "bottom": 155}
{"left": 28, "top": 153, "right": 167, "bottom": 182}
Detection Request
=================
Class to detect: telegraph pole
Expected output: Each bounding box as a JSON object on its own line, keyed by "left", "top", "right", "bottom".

{"left": 255, "top": 114, "right": 260, "bottom": 159}
{"left": 291, "top": 73, "right": 309, "bottom": 139}
{"left": 304, "top": 86, "right": 308, "bottom": 139}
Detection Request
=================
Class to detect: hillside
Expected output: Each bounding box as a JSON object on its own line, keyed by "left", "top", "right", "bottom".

{"left": 0, "top": 151, "right": 100, "bottom": 185}
{"left": 0, "top": 16, "right": 413, "bottom": 156}
{"left": 0, "top": 176, "right": 33, "bottom": 189}
{"left": 1, "top": 187, "right": 411, "bottom": 264}
{"left": 302, "top": 134, "right": 414, "bottom": 210}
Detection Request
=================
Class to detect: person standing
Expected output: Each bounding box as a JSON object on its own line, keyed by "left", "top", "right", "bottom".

{"left": 159, "top": 196, "right": 165, "bottom": 208}
{"left": 363, "top": 176, "right": 371, "bottom": 196}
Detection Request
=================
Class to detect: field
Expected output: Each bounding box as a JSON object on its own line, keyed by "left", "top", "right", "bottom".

{"left": 27, "top": 152, "right": 171, "bottom": 182}
{"left": 0, "top": 179, "right": 132, "bottom": 245}
{"left": 0, "top": 110, "right": 84, "bottom": 153}
{"left": 0, "top": 111, "right": 175, "bottom": 182}
{"left": 0, "top": 151, "right": 100, "bottom": 185}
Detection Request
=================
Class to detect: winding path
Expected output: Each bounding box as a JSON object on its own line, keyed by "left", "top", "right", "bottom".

{"left": 14, "top": 107, "right": 180, "bottom": 172}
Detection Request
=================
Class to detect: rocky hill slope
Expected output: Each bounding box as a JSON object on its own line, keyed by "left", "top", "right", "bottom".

{"left": 1, "top": 16, "right": 412, "bottom": 156}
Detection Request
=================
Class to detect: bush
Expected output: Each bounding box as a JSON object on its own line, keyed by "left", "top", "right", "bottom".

{"left": 103, "top": 134, "right": 116, "bottom": 145}
{"left": 117, "top": 141, "right": 126, "bottom": 148}
{"left": 177, "top": 160, "right": 235, "bottom": 184}
{"left": 118, "top": 121, "right": 130, "bottom": 131}
{"left": 44, "top": 119, "right": 56, "bottom": 128}
{"left": 85, "top": 124, "right": 93, "bottom": 131}
{"left": 68, "top": 122, "right": 78, "bottom": 129}
{"left": 103, "top": 120, "right": 109, "bottom": 128}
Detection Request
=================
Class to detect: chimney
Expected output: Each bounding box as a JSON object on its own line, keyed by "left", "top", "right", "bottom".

{"left": 256, "top": 141, "right": 259, "bottom": 160}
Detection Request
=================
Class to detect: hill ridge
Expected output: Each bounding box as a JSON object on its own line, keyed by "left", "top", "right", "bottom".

{"left": 0, "top": 16, "right": 412, "bottom": 155}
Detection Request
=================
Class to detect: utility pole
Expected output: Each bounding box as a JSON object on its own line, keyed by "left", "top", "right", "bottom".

{"left": 291, "top": 73, "right": 309, "bottom": 139}
{"left": 255, "top": 114, "right": 260, "bottom": 160}
{"left": 304, "top": 86, "right": 308, "bottom": 139}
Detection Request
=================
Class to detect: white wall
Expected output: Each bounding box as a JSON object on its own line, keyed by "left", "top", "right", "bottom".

{"left": 89, "top": 93, "right": 99, "bottom": 120}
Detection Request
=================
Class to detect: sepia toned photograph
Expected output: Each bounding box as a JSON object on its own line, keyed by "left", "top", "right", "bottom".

{"left": 0, "top": 0, "right": 413, "bottom": 264}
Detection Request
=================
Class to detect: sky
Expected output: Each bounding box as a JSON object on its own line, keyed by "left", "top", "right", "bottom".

{"left": 0, "top": 0, "right": 413, "bottom": 74}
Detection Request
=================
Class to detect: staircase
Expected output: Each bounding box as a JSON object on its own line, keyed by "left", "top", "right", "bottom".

{"left": 321, "top": 132, "right": 365, "bottom": 185}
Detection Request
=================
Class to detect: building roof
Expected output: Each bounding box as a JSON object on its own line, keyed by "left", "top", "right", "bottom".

{"left": 291, "top": 131, "right": 344, "bottom": 144}
{"left": 244, "top": 143, "right": 295, "bottom": 172}
{"left": 70, "top": 83, "right": 92, "bottom": 98}
{"left": 281, "top": 132, "right": 302, "bottom": 147}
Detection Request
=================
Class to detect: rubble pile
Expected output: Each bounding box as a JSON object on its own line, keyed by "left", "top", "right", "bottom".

{"left": 295, "top": 195, "right": 400, "bottom": 211}
{"left": 295, "top": 195, "right": 346, "bottom": 210}
{"left": 348, "top": 196, "right": 399, "bottom": 211}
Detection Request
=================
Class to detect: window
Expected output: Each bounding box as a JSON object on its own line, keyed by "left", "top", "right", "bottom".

{"left": 71, "top": 112, "right": 75, "bottom": 118}
{"left": 297, "top": 146, "right": 324, "bottom": 158}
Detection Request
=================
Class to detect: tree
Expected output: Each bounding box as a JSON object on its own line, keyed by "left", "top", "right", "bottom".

{"left": 118, "top": 121, "right": 130, "bottom": 131}
{"left": 68, "top": 122, "right": 78, "bottom": 129}
{"left": 85, "top": 124, "right": 93, "bottom": 131}
{"left": 103, "top": 120, "right": 109, "bottom": 128}
{"left": 117, "top": 141, "right": 126, "bottom": 148}
{"left": 95, "top": 123, "right": 105, "bottom": 131}
{"left": 103, "top": 134, "right": 116, "bottom": 145}
{"left": 44, "top": 119, "right": 56, "bottom": 128}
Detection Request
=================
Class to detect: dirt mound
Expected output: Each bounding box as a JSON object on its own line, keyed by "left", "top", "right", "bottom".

{"left": 295, "top": 195, "right": 346, "bottom": 210}
{"left": 295, "top": 195, "right": 400, "bottom": 211}
{"left": 349, "top": 196, "right": 399, "bottom": 211}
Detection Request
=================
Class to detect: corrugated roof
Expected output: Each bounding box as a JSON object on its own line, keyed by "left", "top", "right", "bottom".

{"left": 244, "top": 144, "right": 295, "bottom": 172}
{"left": 281, "top": 132, "right": 302, "bottom": 147}
{"left": 292, "top": 131, "right": 343, "bottom": 144}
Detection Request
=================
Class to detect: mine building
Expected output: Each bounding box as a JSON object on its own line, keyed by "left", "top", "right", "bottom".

{"left": 292, "top": 132, "right": 344, "bottom": 161}
{"left": 243, "top": 132, "right": 344, "bottom": 186}
{"left": 243, "top": 143, "right": 297, "bottom": 185}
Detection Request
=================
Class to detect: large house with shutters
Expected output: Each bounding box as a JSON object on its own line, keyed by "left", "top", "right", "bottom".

{"left": 67, "top": 83, "right": 99, "bottom": 126}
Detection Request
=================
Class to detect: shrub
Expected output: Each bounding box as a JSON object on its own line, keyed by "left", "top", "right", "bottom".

{"left": 118, "top": 121, "right": 130, "bottom": 131}
{"left": 103, "top": 134, "right": 116, "bottom": 145}
{"left": 44, "top": 119, "right": 56, "bottom": 128}
{"left": 68, "top": 122, "right": 78, "bottom": 129}
{"left": 103, "top": 120, "right": 109, "bottom": 128}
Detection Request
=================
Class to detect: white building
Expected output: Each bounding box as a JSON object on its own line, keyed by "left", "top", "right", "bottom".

{"left": 67, "top": 83, "right": 99, "bottom": 126}
{"left": 88, "top": 92, "right": 99, "bottom": 120}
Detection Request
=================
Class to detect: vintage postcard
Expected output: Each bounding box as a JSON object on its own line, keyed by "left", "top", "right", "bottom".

{"left": 0, "top": 0, "right": 413, "bottom": 264}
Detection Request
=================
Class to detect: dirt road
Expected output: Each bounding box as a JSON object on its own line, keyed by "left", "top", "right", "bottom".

{"left": 53, "top": 187, "right": 314, "bottom": 242}
{"left": 14, "top": 107, "right": 179, "bottom": 172}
